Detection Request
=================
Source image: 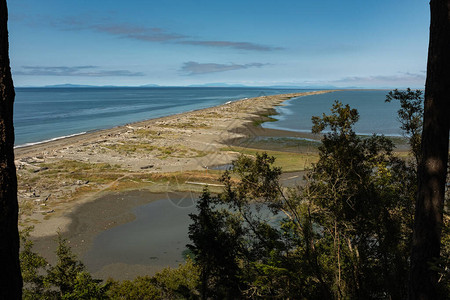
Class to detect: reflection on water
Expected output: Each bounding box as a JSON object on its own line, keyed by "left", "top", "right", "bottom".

{"left": 83, "top": 195, "right": 284, "bottom": 274}
{"left": 83, "top": 198, "right": 197, "bottom": 272}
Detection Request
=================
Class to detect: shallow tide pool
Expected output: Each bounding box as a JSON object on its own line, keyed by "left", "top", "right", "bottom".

{"left": 82, "top": 197, "right": 197, "bottom": 272}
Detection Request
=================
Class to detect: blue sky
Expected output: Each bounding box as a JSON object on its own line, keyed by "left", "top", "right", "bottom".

{"left": 8, "top": 0, "right": 429, "bottom": 88}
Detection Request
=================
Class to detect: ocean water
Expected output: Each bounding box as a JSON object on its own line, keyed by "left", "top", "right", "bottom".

{"left": 14, "top": 87, "right": 309, "bottom": 147}
{"left": 262, "top": 90, "right": 404, "bottom": 136}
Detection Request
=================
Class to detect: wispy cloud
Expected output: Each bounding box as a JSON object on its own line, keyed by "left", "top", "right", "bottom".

{"left": 51, "top": 17, "right": 187, "bottom": 42}
{"left": 332, "top": 72, "right": 426, "bottom": 87}
{"left": 178, "top": 40, "right": 282, "bottom": 51}
{"left": 90, "top": 24, "right": 186, "bottom": 42}
{"left": 296, "top": 72, "right": 426, "bottom": 88}
{"left": 42, "top": 16, "right": 281, "bottom": 52}
{"left": 14, "top": 65, "right": 144, "bottom": 77}
{"left": 333, "top": 72, "right": 426, "bottom": 85}
{"left": 181, "top": 61, "right": 267, "bottom": 75}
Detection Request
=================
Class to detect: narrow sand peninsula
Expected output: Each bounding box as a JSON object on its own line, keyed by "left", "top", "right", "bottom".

{"left": 16, "top": 90, "right": 335, "bottom": 269}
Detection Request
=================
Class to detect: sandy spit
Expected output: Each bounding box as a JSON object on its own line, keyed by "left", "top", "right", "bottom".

{"left": 17, "top": 90, "right": 335, "bottom": 277}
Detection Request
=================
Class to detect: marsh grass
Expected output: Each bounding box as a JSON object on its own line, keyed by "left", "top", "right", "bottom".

{"left": 107, "top": 171, "right": 225, "bottom": 194}
{"left": 156, "top": 146, "right": 208, "bottom": 159}
{"left": 133, "top": 129, "right": 164, "bottom": 139}
{"left": 252, "top": 114, "right": 278, "bottom": 126}
{"left": 224, "top": 146, "right": 319, "bottom": 172}
{"left": 19, "top": 200, "right": 35, "bottom": 216}
{"left": 38, "top": 160, "right": 123, "bottom": 183}
{"left": 40, "top": 160, "right": 121, "bottom": 171}
{"left": 159, "top": 119, "right": 211, "bottom": 129}
{"left": 103, "top": 143, "right": 207, "bottom": 158}
{"left": 243, "top": 136, "right": 321, "bottom": 153}
{"left": 103, "top": 142, "right": 157, "bottom": 154}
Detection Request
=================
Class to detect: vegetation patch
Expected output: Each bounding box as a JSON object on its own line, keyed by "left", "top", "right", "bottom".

{"left": 252, "top": 114, "right": 278, "bottom": 126}
{"left": 243, "top": 136, "right": 321, "bottom": 153}
{"left": 37, "top": 160, "right": 123, "bottom": 184}
{"left": 104, "top": 171, "right": 225, "bottom": 194}
{"left": 103, "top": 142, "right": 157, "bottom": 154}
{"left": 157, "top": 145, "right": 208, "bottom": 159}
{"left": 159, "top": 119, "right": 211, "bottom": 129}
{"left": 40, "top": 160, "right": 121, "bottom": 172}
{"left": 224, "top": 146, "right": 319, "bottom": 172}
{"left": 133, "top": 128, "right": 164, "bottom": 139}
{"left": 103, "top": 142, "right": 207, "bottom": 158}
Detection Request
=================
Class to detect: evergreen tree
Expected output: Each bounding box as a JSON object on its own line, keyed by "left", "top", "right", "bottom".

{"left": 385, "top": 88, "right": 423, "bottom": 166}
{"left": 308, "top": 101, "right": 414, "bottom": 298}
{"left": 46, "top": 233, "right": 86, "bottom": 297}
{"left": 45, "top": 233, "right": 107, "bottom": 299}
{"left": 217, "top": 101, "right": 417, "bottom": 299}
{"left": 187, "top": 188, "right": 245, "bottom": 299}
{"left": 20, "top": 227, "right": 49, "bottom": 299}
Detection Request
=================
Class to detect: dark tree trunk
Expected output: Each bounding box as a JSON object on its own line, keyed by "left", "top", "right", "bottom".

{"left": 409, "top": 0, "right": 450, "bottom": 299}
{"left": 0, "top": 0, "right": 22, "bottom": 298}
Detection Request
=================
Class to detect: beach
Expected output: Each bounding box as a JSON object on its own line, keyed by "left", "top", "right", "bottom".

{"left": 16, "top": 90, "right": 337, "bottom": 278}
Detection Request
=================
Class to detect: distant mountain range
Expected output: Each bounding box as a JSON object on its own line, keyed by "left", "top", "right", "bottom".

{"left": 42, "top": 84, "right": 121, "bottom": 88}
{"left": 187, "top": 83, "right": 248, "bottom": 87}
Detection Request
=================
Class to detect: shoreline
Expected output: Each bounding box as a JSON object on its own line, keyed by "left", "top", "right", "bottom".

{"left": 15, "top": 90, "right": 333, "bottom": 170}
{"left": 18, "top": 90, "right": 333, "bottom": 224}
{"left": 20, "top": 89, "right": 411, "bottom": 280}
{"left": 15, "top": 92, "right": 325, "bottom": 158}
{"left": 18, "top": 90, "right": 336, "bottom": 279}
{"left": 14, "top": 95, "right": 247, "bottom": 150}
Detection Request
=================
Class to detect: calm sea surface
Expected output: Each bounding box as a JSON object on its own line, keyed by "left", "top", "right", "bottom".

{"left": 14, "top": 87, "right": 309, "bottom": 147}
{"left": 14, "top": 88, "right": 403, "bottom": 147}
{"left": 262, "top": 90, "right": 403, "bottom": 136}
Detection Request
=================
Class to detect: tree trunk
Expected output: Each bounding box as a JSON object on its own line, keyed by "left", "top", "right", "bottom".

{"left": 409, "top": 0, "right": 450, "bottom": 299}
{"left": 0, "top": 0, "right": 22, "bottom": 298}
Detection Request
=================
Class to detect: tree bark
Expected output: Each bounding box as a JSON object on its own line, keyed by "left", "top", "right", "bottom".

{"left": 409, "top": 0, "right": 450, "bottom": 299}
{"left": 0, "top": 0, "right": 22, "bottom": 298}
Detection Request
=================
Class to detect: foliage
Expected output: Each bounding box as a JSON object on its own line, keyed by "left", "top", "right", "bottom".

{"left": 152, "top": 258, "right": 200, "bottom": 299}
{"left": 19, "top": 227, "right": 201, "bottom": 299}
{"left": 17, "top": 93, "right": 448, "bottom": 299}
{"left": 20, "top": 231, "right": 108, "bottom": 299}
{"left": 185, "top": 100, "right": 419, "bottom": 299}
{"left": 386, "top": 88, "right": 450, "bottom": 294}
{"left": 187, "top": 188, "right": 245, "bottom": 299}
{"left": 306, "top": 101, "right": 415, "bottom": 298}
{"left": 43, "top": 232, "right": 111, "bottom": 299}
{"left": 20, "top": 226, "right": 49, "bottom": 299}
{"left": 106, "top": 260, "right": 200, "bottom": 299}
{"left": 106, "top": 276, "right": 161, "bottom": 300}
{"left": 385, "top": 88, "right": 423, "bottom": 165}
{"left": 62, "top": 272, "right": 109, "bottom": 300}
